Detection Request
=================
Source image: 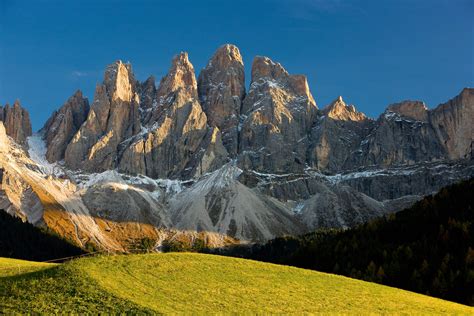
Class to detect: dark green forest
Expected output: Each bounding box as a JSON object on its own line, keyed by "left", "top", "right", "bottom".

{"left": 0, "top": 211, "right": 84, "bottom": 262}
{"left": 213, "top": 179, "right": 474, "bottom": 305}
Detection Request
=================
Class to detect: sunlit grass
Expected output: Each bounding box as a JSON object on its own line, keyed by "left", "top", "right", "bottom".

{"left": 1, "top": 253, "right": 472, "bottom": 314}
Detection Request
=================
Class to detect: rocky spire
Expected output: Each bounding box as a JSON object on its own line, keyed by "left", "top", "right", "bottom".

{"left": 138, "top": 75, "right": 156, "bottom": 122}
{"left": 157, "top": 52, "right": 197, "bottom": 99}
{"left": 118, "top": 52, "right": 228, "bottom": 179}
{"left": 238, "top": 55, "right": 317, "bottom": 173}
{"left": 0, "top": 100, "right": 32, "bottom": 146}
{"left": 65, "top": 60, "right": 141, "bottom": 171}
{"left": 41, "top": 90, "right": 89, "bottom": 162}
{"left": 197, "top": 44, "right": 245, "bottom": 156}
{"left": 323, "top": 96, "right": 367, "bottom": 121}
{"left": 144, "top": 52, "right": 199, "bottom": 125}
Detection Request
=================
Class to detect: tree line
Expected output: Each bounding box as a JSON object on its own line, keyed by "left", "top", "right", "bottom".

{"left": 209, "top": 179, "right": 474, "bottom": 305}
{"left": 0, "top": 211, "right": 84, "bottom": 262}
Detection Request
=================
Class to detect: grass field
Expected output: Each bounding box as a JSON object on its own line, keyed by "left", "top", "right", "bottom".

{"left": 1, "top": 253, "right": 472, "bottom": 314}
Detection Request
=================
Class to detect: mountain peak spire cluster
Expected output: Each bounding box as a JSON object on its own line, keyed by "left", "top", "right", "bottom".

{"left": 0, "top": 43, "right": 472, "bottom": 248}
{"left": 1, "top": 44, "right": 473, "bottom": 178}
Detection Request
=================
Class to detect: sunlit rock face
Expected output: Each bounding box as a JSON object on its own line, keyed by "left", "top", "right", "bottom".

{"left": 324, "top": 96, "right": 367, "bottom": 122}
{"left": 0, "top": 122, "right": 9, "bottom": 153}
{"left": 41, "top": 90, "right": 89, "bottom": 162}
{"left": 64, "top": 60, "right": 141, "bottom": 171}
{"left": 118, "top": 52, "right": 228, "bottom": 179}
{"left": 429, "top": 88, "right": 473, "bottom": 160}
{"left": 238, "top": 56, "right": 318, "bottom": 173}
{"left": 198, "top": 44, "right": 245, "bottom": 156}
{"left": 308, "top": 97, "right": 373, "bottom": 172}
{"left": 0, "top": 100, "right": 32, "bottom": 146}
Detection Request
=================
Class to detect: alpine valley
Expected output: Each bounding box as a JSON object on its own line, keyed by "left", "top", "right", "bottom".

{"left": 1, "top": 44, "right": 473, "bottom": 252}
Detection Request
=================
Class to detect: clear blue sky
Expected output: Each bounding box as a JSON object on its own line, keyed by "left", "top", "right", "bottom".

{"left": 1, "top": 0, "right": 473, "bottom": 130}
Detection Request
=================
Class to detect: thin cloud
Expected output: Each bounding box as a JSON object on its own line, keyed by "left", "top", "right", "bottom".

{"left": 71, "top": 71, "right": 88, "bottom": 77}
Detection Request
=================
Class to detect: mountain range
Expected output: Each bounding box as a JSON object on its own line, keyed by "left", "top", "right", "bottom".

{"left": 0, "top": 44, "right": 472, "bottom": 251}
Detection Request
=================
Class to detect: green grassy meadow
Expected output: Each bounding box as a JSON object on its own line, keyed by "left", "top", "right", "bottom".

{"left": 1, "top": 253, "right": 472, "bottom": 314}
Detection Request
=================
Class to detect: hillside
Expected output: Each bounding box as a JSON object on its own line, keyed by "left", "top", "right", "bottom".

{"left": 0, "top": 253, "right": 471, "bottom": 314}
{"left": 217, "top": 179, "right": 474, "bottom": 305}
{"left": 0, "top": 211, "right": 84, "bottom": 261}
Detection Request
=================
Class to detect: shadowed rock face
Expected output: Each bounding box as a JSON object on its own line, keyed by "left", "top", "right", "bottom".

{"left": 308, "top": 97, "right": 374, "bottom": 172}
{"left": 308, "top": 89, "right": 473, "bottom": 172}
{"left": 41, "top": 90, "right": 89, "bottom": 162}
{"left": 387, "top": 100, "right": 429, "bottom": 122}
{"left": 198, "top": 44, "right": 245, "bottom": 156}
{"left": 351, "top": 90, "right": 473, "bottom": 168}
{"left": 0, "top": 100, "right": 32, "bottom": 146}
{"left": 238, "top": 56, "right": 318, "bottom": 173}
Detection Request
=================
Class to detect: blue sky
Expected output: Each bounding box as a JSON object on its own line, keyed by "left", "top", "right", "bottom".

{"left": 1, "top": 0, "right": 473, "bottom": 130}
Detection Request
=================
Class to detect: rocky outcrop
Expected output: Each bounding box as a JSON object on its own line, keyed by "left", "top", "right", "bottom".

{"left": 351, "top": 89, "right": 473, "bottom": 169}
{"left": 356, "top": 105, "right": 445, "bottom": 167}
{"left": 0, "top": 100, "right": 32, "bottom": 146}
{"left": 430, "top": 88, "right": 473, "bottom": 160}
{"left": 324, "top": 96, "right": 367, "bottom": 121}
{"left": 65, "top": 61, "right": 141, "bottom": 171}
{"left": 387, "top": 100, "right": 429, "bottom": 122}
{"left": 308, "top": 97, "right": 373, "bottom": 172}
{"left": 41, "top": 90, "right": 89, "bottom": 162}
{"left": 118, "top": 52, "right": 228, "bottom": 179}
{"left": 198, "top": 44, "right": 245, "bottom": 156}
{"left": 238, "top": 56, "right": 318, "bottom": 173}
{"left": 0, "top": 122, "right": 8, "bottom": 153}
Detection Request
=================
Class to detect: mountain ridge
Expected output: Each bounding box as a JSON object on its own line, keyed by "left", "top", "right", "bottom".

{"left": 0, "top": 44, "right": 472, "bottom": 250}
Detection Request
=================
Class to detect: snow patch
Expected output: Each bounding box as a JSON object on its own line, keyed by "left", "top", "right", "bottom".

{"left": 27, "top": 134, "right": 63, "bottom": 176}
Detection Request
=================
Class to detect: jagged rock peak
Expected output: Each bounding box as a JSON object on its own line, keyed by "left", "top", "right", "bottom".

{"left": 197, "top": 44, "right": 245, "bottom": 156}
{"left": 323, "top": 96, "right": 367, "bottom": 121}
{"left": 249, "top": 55, "right": 316, "bottom": 106}
{"left": 0, "top": 100, "right": 32, "bottom": 146}
{"left": 157, "top": 52, "right": 197, "bottom": 98}
{"left": 251, "top": 55, "right": 288, "bottom": 82}
{"left": 41, "top": 89, "right": 90, "bottom": 162}
{"left": 386, "top": 100, "right": 428, "bottom": 121}
{"left": 103, "top": 60, "right": 136, "bottom": 102}
{"left": 205, "top": 44, "right": 243, "bottom": 68}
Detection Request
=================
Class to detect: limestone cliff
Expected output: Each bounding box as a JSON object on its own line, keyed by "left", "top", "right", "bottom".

{"left": 118, "top": 52, "right": 228, "bottom": 179}
{"left": 0, "top": 100, "right": 32, "bottom": 146}
{"left": 238, "top": 56, "right": 318, "bottom": 173}
{"left": 41, "top": 90, "right": 89, "bottom": 162}
{"left": 198, "top": 44, "right": 245, "bottom": 156}
{"left": 64, "top": 61, "right": 141, "bottom": 171}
